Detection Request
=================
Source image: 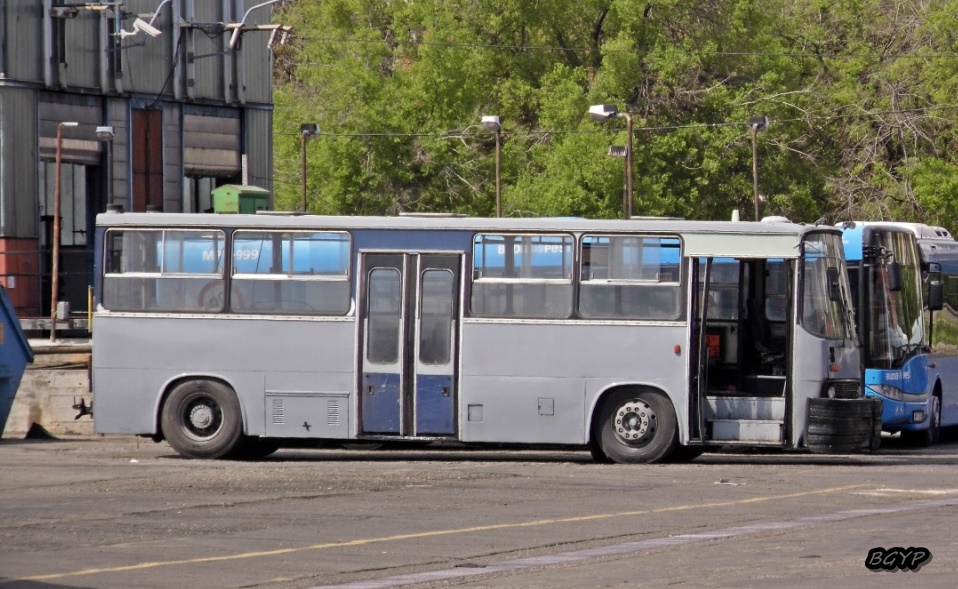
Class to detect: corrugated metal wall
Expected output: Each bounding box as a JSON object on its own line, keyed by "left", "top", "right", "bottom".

{"left": 1, "top": 0, "right": 43, "bottom": 83}
{"left": 162, "top": 103, "right": 182, "bottom": 212}
{"left": 106, "top": 98, "right": 130, "bottom": 209}
{"left": 244, "top": 107, "right": 273, "bottom": 196}
{"left": 0, "top": 87, "right": 38, "bottom": 237}
{"left": 1, "top": 0, "right": 276, "bottom": 222}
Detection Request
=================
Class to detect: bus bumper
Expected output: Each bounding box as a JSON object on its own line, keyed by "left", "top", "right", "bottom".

{"left": 864, "top": 390, "right": 928, "bottom": 431}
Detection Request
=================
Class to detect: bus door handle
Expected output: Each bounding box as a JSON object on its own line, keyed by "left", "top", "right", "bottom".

{"left": 367, "top": 385, "right": 374, "bottom": 395}
{"left": 441, "top": 386, "right": 450, "bottom": 397}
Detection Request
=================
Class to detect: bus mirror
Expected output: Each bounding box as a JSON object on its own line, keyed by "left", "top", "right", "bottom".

{"left": 827, "top": 267, "right": 842, "bottom": 302}
{"left": 887, "top": 261, "right": 903, "bottom": 292}
{"left": 930, "top": 281, "right": 944, "bottom": 311}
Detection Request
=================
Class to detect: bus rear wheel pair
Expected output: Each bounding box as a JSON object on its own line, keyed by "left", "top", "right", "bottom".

{"left": 593, "top": 389, "right": 679, "bottom": 464}
{"left": 160, "top": 380, "right": 278, "bottom": 460}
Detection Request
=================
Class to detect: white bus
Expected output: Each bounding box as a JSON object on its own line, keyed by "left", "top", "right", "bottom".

{"left": 90, "top": 212, "right": 879, "bottom": 462}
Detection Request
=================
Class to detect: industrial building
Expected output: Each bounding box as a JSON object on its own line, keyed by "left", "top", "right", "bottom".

{"left": 0, "top": 0, "right": 278, "bottom": 329}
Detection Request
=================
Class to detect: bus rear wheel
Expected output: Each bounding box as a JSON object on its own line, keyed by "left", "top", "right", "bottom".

{"left": 596, "top": 390, "right": 677, "bottom": 464}
{"left": 161, "top": 380, "right": 244, "bottom": 459}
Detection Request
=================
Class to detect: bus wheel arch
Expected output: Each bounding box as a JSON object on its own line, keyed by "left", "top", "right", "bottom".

{"left": 591, "top": 386, "right": 679, "bottom": 464}
{"left": 159, "top": 378, "right": 246, "bottom": 459}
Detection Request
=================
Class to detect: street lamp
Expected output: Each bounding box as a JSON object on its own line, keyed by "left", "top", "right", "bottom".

{"left": 481, "top": 115, "right": 502, "bottom": 217}
{"left": 589, "top": 104, "right": 633, "bottom": 219}
{"left": 750, "top": 115, "right": 769, "bottom": 221}
{"left": 50, "top": 123, "right": 114, "bottom": 341}
{"left": 300, "top": 123, "right": 319, "bottom": 212}
{"left": 230, "top": 0, "right": 284, "bottom": 48}
{"left": 50, "top": 121, "right": 78, "bottom": 341}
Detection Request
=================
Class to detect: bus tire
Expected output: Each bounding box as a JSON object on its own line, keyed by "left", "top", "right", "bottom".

{"left": 666, "top": 445, "right": 706, "bottom": 462}
{"left": 597, "top": 389, "right": 678, "bottom": 464}
{"left": 161, "top": 380, "right": 244, "bottom": 459}
{"left": 807, "top": 399, "right": 877, "bottom": 419}
{"left": 588, "top": 438, "right": 613, "bottom": 464}
{"left": 230, "top": 437, "right": 282, "bottom": 460}
{"left": 902, "top": 394, "right": 940, "bottom": 447}
{"left": 805, "top": 398, "right": 880, "bottom": 454}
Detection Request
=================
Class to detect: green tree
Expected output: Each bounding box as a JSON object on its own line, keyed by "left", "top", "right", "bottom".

{"left": 271, "top": 0, "right": 958, "bottom": 232}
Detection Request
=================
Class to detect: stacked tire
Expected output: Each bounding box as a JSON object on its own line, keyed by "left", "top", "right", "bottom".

{"left": 806, "top": 397, "right": 883, "bottom": 453}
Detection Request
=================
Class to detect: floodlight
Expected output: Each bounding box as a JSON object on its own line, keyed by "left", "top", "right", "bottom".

{"left": 481, "top": 115, "right": 501, "bottom": 132}
{"left": 607, "top": 145, "right": 628, "bottom": 158}
{"left": 300, "top": 123, "right": 320, "bottom": 138}
{"left": 588, "top": 104, "right": 619, "bottom": 122}
{"left": 133, "top": 17, "right": 162, "bottom": 37}
{"left": 750, "top": 115, "right": 770, "bottom": 131}
{"left": 95, "top": 126, "right": 115, "bottom": 141}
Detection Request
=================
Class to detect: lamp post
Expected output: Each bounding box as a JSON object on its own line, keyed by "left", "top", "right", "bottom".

{"left": 481, "top": 115, "right": 502, "bottom": 217}
{"left": 589, "top": 104, "right": 633, "bottom": 219}
{"left": 750, "top": 115, "right": 769, "bottom": 221}
{"left": 50, "top": 121, "right": 78, "bottom": 341}
{"left": 300, "top": 123, "right": 319, "bottom": 212}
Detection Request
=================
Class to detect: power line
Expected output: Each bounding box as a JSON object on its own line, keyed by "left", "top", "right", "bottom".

{"left": 274, "top": 104, "right": 958, "bottom": 139}
{"left": 285, "top": 32, "right": 958, "bottom": 61}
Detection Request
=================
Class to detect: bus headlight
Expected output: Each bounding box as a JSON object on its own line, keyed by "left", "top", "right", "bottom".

{"left": 876, "top": 384, "right": 906, "bottom": 401}
{"left": 820, "top": 380, "right": 860, "bottom": 399}
{"left": 868, "top": 384, "right": 926, "bottom": 402}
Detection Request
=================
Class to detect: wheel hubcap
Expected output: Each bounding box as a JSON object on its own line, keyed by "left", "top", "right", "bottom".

{"left": 614, "top": 400, "right": 657, "bottom": 446}
{"left": 182, "top": 396, "right": 222, "bottom": 441}
{"left": 189, "top": 405, "right": 214, "bottom": 429}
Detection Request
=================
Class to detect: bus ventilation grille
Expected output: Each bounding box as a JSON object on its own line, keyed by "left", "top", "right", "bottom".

{"left": 272, "top": 398, "right": 285, "bottom": 424}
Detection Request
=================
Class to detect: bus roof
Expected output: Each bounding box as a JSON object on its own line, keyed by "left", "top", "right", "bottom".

{"left": 840, "top": 220, "right": 958, "bottom": 263}
{"left": 96, "top": 212, "right": 842, "bottom": 259}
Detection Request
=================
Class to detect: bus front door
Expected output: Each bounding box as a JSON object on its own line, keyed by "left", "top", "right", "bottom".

{"left": 359, "top": 253, "right": 460, "bottom": 437}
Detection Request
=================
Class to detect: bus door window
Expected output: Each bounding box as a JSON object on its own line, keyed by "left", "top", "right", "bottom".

{"left": 366, "top": 268, "right": 402, "bottom": 365}
{"left": 419, "top": 269, "right": 455, "bottom": 365}
{"left": 801, "top": 233, "right": 852, "bottom": 341}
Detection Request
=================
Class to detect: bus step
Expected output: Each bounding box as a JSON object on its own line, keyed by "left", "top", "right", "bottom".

{"left": 709, "top": 419, "right": 783, "bottom": 443}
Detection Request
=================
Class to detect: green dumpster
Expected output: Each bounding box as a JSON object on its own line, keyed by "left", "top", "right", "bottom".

{"left": 211, "top": 184, "right": 270, "bottom": 214}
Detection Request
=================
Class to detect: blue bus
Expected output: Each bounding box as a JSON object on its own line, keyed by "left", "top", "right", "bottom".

{"left": 841, "top": 222, "right": 958, "bottom": 445}
{"left": 90, "top": 212, "right": 879, "bottom": 461}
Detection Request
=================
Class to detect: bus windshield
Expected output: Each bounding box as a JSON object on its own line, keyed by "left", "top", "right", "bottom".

{"left": 802, "top": 232, "right": 854, "bottom": 340}
{"left": 863, "top": 230, "right": 924, "bottom": 368}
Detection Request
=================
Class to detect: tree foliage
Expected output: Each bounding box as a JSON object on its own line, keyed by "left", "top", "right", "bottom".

{"left": 272, "top": 0, "right": 958, "bottom": 230}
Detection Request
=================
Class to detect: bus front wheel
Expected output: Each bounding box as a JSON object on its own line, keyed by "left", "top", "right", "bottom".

{"left": 596, "top": 390, "right": 678, "bottom": 464}
{"left": 161, "top": 380, "right": 244, "bottom": 459}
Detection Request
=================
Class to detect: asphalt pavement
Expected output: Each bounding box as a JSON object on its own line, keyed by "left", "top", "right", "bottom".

{"left": 1, "top": 435, "right": 957, "bottom": 588}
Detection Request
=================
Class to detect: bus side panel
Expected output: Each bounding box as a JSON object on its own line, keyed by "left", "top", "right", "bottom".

{"left": 931, "top": 355, "right": 958, "bottom": 427}
{"left": 92, "top": 315, "right": 357, "bottom": 436}
{"left": 458, "top": 321, "right": 688, "bottom": 445}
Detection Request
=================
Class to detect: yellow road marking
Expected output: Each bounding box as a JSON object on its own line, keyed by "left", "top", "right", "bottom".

{"left": 8, "top": 484, "right": 865, "bottom": 583}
